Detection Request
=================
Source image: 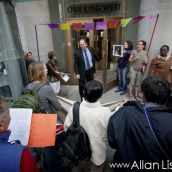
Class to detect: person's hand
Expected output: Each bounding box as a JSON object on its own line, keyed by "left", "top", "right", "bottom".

{"left": 60, "top": 74, "right": 64, "bottom": 80}
{"left": 0, "top": 101, "right": 9, "bottom": 115}
{"left": 55, "top": 71, "right": 60, "bottom": 74}
{"left": 0, "top": 101, "right": 10, "bottom": 132}
{"left": 76, "top": 74, "right": 80, "bottom": 80}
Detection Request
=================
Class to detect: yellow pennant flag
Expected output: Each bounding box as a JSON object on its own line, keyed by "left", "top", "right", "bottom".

{"left": 60, "top": 23, "right": 70, "bottom": 30}
{"left": 121, "top": 18, "right": 132, "bottom": 27}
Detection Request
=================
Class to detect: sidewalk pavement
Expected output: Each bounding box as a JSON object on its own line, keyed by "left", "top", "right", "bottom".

{"left": 59, "top": 85, "right": 128, "bottom": 103}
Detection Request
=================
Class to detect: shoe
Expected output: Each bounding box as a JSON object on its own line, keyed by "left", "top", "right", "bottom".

{"left": 120, "top": 92, "right": 125, "bottom": 95}
{"left": 128, "top": 96, "right": 134, "bottom": 100}
{"left": 115, "top": 90, "right": 121, "bottom": 92}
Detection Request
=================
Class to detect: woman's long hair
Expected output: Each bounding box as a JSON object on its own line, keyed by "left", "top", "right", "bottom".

{"left": 28, "top": 61, "right": 47, "bottom": 83}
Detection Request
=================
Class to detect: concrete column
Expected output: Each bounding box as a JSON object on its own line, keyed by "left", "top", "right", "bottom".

{"left": 0, "top": 2, "right": 23, "bottom": 99}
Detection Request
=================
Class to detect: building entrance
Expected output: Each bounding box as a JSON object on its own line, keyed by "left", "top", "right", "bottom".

{"left": 66, "top": 17, "right": 122, "bottom": 91}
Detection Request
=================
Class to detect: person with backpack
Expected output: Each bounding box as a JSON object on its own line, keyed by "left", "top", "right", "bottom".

{"left": 27, "top": 61, "right": 63, "bottom": 172}
{"left": 0, "top": 100, "right": 39, "bottom": 172}
{"left": 64, "top": 80, "right": 112, "bottom": 172}
{"left": 27, "top": 61, "right": 61, "bottom": 113}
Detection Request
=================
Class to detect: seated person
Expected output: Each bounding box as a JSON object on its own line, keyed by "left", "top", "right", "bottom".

{"left": 108, "top": 76, "right": 172, "bottom": 171}
{"left": 0, "top": 100, "right": 39, "bottom": 172}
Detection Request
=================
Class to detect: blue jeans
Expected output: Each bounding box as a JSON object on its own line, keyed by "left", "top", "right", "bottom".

{"left": 118, "top": 67, "right": 128, "bottom": 92}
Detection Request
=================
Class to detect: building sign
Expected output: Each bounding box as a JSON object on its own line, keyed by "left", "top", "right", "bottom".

{"left": 66, "top": 2, "right": 121, "bottom": 18}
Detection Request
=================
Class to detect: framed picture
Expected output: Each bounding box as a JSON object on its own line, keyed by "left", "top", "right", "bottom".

{"left": 113, "top": 45, "right": 123, "bottom": 57}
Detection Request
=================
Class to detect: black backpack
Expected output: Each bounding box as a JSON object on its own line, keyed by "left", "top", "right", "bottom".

{"left": 61, "top": 102, "right": 91, "bottom": 165}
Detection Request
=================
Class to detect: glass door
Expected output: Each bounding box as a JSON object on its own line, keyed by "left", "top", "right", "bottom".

{"left": 101, "top": 17, "right": 122, "bottom": 91}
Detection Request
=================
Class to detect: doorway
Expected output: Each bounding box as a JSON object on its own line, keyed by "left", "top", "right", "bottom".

{"left": 66, "top": 17, "right": 122, "bottom": 91}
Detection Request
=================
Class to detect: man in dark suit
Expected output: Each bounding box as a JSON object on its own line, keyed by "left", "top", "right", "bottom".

{"left": 74, "top": 39, "right": 101, "bottom": 100}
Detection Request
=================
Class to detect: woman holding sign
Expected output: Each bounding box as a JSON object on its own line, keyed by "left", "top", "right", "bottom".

{"left": 115, "top": 40, "right": 133, "bottom": 95}
{"left": 128, "top": 40, "right": 148, "bottom": 99}
{"left": 28, "top": 61, "right": 63, "bottom": 172}
{"left": 0, "top": 100, "right": 39, "bottom": 172}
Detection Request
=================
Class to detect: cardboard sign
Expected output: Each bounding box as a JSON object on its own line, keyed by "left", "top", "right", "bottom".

{"left": 28, "top": 114, "right": 57, "bottom": 147}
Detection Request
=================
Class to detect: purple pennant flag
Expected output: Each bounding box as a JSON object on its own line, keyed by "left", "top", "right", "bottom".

{"left": 96, "top": 22, "right": 107, "bottom": 30}
{"left": 84, "top": 23, "right": 94, "bottom": 30}
{"left": 48, "top": 24, "right": 59, "bottom": 29}
{"left": 133, "top": 16, "right": 145, "bottom": 24}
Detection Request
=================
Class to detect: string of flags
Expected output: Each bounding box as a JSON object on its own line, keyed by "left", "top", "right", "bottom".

{"left": 36, "top": 14, "right": 157, "bottom": 30}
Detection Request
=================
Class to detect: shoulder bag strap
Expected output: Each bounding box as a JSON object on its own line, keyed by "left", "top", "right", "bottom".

{"left": 143, "top": 106, "right": 170, "bottom": 160}
{"left": 32, "top": 83, "right": 45, "bottom": 94}
{"left": 73, "top": 102, "right": 80, "bottom": 127}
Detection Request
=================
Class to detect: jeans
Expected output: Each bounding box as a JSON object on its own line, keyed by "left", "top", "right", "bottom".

{"left": 118, "top": 67, "right": 128, "bottom": 92}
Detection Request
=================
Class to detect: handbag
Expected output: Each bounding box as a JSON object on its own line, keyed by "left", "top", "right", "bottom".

{"left": 143, "top": 106, "right": 170, "bottom": 160}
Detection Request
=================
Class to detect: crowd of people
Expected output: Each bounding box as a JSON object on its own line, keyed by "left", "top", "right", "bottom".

{"left": 116, "top": 40, "right": 172, "bottom": 100}
{"left": 0, "top": 38, "right": 172, "bottom": 172}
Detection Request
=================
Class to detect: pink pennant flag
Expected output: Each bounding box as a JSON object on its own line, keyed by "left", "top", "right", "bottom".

{"left": 132, "top": 16, "right": 145, "bottom": 24}
{"left": 146, "top": 15, "right": 157, "bottom": 20}
{"left": 96, "top": 22, "right": 107, "bottom": 30}
{"left": 36, "top": 20, "right": 47, "bottom": 25}
{"left": 84, "top": 23, "right": 94, "bottom": 30}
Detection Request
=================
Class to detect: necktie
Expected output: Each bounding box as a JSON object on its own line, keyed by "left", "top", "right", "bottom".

{"left": 84, "top": 50, "right": 90, "bottom": 70}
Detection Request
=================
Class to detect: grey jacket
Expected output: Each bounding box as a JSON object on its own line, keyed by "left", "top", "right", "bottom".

{"left": 27, "top": 82, "right": 61, "bottom": 113}
{"left": 37, "top": 84, "right": 61, "bottom": 113}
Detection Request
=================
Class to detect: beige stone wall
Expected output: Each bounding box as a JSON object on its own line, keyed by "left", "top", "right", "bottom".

{"left": 15, "top": 0, "right": 53, "bottom": 62}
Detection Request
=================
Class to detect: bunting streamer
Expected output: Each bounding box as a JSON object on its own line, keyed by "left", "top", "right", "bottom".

{"left": 84, "top": 23, "right": 94, "bottom": 30}
{"left": 132, "top": 16, "right": 145, "bottom": 24}
{"left": 36, "top": 14, "right": 157, "bottom": 30}
{"left": 121, "top": 18, "right": 132, "bottom": 27}
{"left": 48, "top": 24, "right": 59, "bottom": 28}
{"left": 36, "top": 20, "right": 46, "bottom": 25}
{"left": 108, "top": 19, "right": 119, "bottom": 29}
{"left": 60, "top": 23, "right": 70, "bottom": 30}
{"left": 146, "top": 15, "right": 157, "bottom": 20}
{"left": 96, "top": 22, "right": 107, "bottom": 30}
{"left": 71, "top": 23, "right": 83, "bottom": 30}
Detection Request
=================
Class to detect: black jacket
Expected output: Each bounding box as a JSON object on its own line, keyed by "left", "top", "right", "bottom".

{"left": 74, "top": 47, "right": 100, "bottom": 80}
{"left": 108, "top": 101, "right": 172, "bottom": 171}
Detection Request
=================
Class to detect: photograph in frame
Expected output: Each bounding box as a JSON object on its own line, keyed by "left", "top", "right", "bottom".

{"left": 113, "top": 45, "right": 123, "bottom": 57}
